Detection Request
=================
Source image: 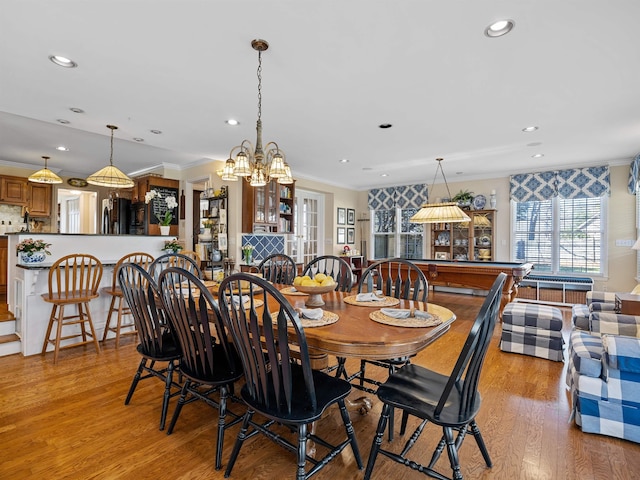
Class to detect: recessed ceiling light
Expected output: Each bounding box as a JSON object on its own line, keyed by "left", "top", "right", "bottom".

{"left": 527, "top": 142, "right": 543, "bottom": 147}
{"left": 69, "top": 107, "right": 84, "bottom": 114}
{"left": 362, "top": 167, "right": 372, "bottom": 171}
{"left": 456, "top": 172, "right": 463, "bottom": 175}
{"left": 532, "top": 153, "right": 545, "bottom": 158}
{"left": 49, "top": 55, "right": 78, "bottom": 68}
{"left": 226, "top": 119, "right": 239, "bottom": 126}
{"left": 379, "top": 124, "right": 392, "bottom": 129}
{"left": 56, "top": 146, "right": 69, "bottom": 151}
{"left": 485, "top": 19, "right": 515, "bottom": 38}
{"left": 133, "top": 138, "right": 145, "bottom": 142}
{"left": 56, "top": 119, "right": 70, "bottom": 124}
{"left": 339, "top": 159, "right": 349, "bottom": 163}
{"left": 150, "top": 129, "right": 162, "bottom": 135}
{"left": 380, "top": 173, "right": 388, "bottom": 177}
{"left": 522, "top": 126, "right": 538, "bottom": 132}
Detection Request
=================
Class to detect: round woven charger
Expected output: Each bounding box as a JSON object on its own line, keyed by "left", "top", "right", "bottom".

{"left": 274, "top": 310, "right": 339, "bottom": 328}
{"left": 231, "top": 299, "right": 264, "bottom": 309}
{"left": 343, "top": 295, "right": 400, "bottom": 307}
{"left": 280, "top": 286, "right": 309, "bottom": 296}
{"left": 369, "top": 310, "right": 442, "bottom": 328}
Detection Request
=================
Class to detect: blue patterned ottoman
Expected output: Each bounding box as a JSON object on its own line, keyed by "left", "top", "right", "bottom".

{"left": 500, "top": 303, "right": 565, "bottom": 361}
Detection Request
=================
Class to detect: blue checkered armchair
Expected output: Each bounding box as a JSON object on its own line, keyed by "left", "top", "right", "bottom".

{"left": 567, "top": 291, "right": 640, "bottom": 443}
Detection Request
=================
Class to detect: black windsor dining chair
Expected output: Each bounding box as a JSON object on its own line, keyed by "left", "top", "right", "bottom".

{"left": 118, "top": 263, "right": 181, "bottom": 430}
{"left": 158, "top": 267, "right": 244, "bottom": 471}
{"left": 364, "top": 273, "right": 507, "bottom": 480}
{"left": 149, "top": 252, "right": 203, "bottom": 284}
{"left": 255, "top": 253, "right": 297, "bottom": 284}
{"left": 301, "top": 255, "right": 353, "bottom": 292}
{"left": 218, "top": 272, "right": 363, "bottom": 480}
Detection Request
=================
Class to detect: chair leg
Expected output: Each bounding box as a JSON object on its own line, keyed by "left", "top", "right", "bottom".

{"left": 167, "top": 380, "right": 190, "bottom": 435}
{"left": 337, "top": 399, "right": 363, "bottom": 468}
{"left": 83, "top": 303, "right": 101, "bottom": 354}
{"left": 224, "top": 410, "right": 254, "bottom": 478}
{"left": 114, "top": 296, "right": 125, "bottom": 348}
{"left": 125, "top": 358, "right": 147, "bottom": 405}
{"left": 469, "top": 421, "right": 492, "bottom": 467}
{"left": 53, "top": 305, "right": 65, "bottom": 364}
{"left": 364, "top": 403, "right": 390, "bottom": 480}
{"left": 296, "top": 422, "right": 308, "bottom": 480}
{"left": 215, "top": 385, "right": 229, "bottom": 470}
{"left": 101, "top": 294, "right": 117, "bottom": 342}
{"left": 159, "top": 360, "right": 176, "bottom": 431}
{"left": 41, "top": 305, "right": 57, "bottom": 355}
{"left": 443, "top": 426, "right": 463, "bottom": 480}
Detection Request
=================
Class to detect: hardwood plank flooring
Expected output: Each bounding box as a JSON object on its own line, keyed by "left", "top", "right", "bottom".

{"left": 1, "top": 291, "right": 639, "bottom": 479}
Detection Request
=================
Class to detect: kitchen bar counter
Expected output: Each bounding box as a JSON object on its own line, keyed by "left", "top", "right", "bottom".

{"left": 6, "top": 234, "right": 169, "bottom": 356}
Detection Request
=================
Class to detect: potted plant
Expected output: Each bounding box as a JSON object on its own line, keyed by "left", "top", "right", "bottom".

{"left": 16, "top": 238, "right": 52, "bottom": 264}
{"left": 163, "top": 238, "right": 183, "bottom": 254}
{"left": 202, "top": 219, "right": 215, "bottom": 234}
{"left": 145, "top": 189, "right": 178, "bottom": 235}
{"left": 452, "top": 189, "right": 474, "bottom": 208}
{"left": 241, "top": 244, "right": 254, "bottom": 265}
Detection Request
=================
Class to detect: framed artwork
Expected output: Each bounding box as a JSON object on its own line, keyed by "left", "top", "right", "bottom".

{"left": 435, "top": 251, "right": 449, "bottom": 260}
{"left": 347, "top": 227, "right": 355, "bottom": 244}
{"left": 347, "top": 208, "right": 355, "bottom": 225}
{"left": 337, "top": 207, "right": 346, "bottom": 225}
{"left": 337, "top": 227, "right": 346, "bottom": 244}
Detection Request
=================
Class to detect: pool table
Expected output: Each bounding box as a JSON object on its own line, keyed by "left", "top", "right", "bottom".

{"left": 373, "top": 259, "right": 533, "bottom": 314}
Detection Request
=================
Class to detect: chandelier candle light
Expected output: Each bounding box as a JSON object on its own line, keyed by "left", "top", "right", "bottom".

{"left": 410, "top": 158, "right": 471, "bottom": 224}
{"left": 221, "top": 39, "right": 293, "bottom": 186}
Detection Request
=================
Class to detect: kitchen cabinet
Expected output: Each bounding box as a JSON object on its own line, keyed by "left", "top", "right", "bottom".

{"left": 133, "top": 175, "right": 179, "bottom": 236}
{"left": 431, "top": 209, "right": 496, "bottom": 261}
{"left": 242, "top": 180, "right": 295, "bottom": 233}
{"left": 0, "top": 176, "right": 28, "bottom": 206}
{"left": 0, "top": 236, "right": 7, "bottom": 295}
{"left": 28, "top": 183, "right": 52, "bottom": 217}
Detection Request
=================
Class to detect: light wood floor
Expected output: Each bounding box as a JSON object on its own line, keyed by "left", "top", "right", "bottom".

{"left": 2, "top": 291, "right": 639, "bottom": 480}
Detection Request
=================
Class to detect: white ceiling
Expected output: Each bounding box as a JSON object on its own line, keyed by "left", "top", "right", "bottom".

{"left": 1, "top": 1, "right": 639, "bottom": 191}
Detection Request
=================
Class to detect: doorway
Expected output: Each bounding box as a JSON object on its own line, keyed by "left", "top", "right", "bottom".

{"left": 57, "top": 189, "right": 98, "bottom": 234}
{"left": 288, "top": 189, "right": 324, "bottom": 265}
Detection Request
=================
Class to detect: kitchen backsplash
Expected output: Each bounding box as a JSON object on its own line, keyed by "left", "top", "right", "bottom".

{"left": 0, "top": 204, "right": 53, "bottom": 233}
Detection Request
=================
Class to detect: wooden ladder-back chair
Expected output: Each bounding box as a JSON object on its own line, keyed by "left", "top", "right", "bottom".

{"left": 218, "top": 272, "right": 363, "bottom": 480}
{"left": 255, "top": 253, "right": 297, "bottom": 285}
{"left": 302, "top": 255, "right": 353, "bottom": 292}
{"left": 364, "top": 273, "right": 507, "bottom": 480}
{"left": 158, "top": 267, "right": 244, "bottom": 470}
{"left": 41, "top": 254, "right": 103, "bottom": 364}
{"left": 118, "top": 263, "right": 181, "bottom": 431}
{"left": 149, "top": 252, "right": 203, "bottom": 284}
{"left": 101, "top": 252, "right": 154, "bottom": 348}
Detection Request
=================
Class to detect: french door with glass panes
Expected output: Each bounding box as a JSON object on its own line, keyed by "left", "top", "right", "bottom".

{"left": 287, "top": 189, "right": 324, "bottom": 266}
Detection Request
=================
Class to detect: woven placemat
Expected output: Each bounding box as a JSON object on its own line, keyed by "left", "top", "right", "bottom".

{"left": 280, "top": 286, "right": 309, "bottom": 296}
{"left": 369, "top": 309, "right": 442, "bottom": 328}
{"left": 343, "top": 295, "right": 400, "bottom": 307}
{"left": 273, "top": 310, "right": 339, "bottom": 328}
{"left": 231, "top": 299, "right": 264, "bottom": 310}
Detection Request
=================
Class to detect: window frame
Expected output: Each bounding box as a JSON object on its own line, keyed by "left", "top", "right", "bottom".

{"left": 370, "top": 206, "right": 425, "bottom": 260}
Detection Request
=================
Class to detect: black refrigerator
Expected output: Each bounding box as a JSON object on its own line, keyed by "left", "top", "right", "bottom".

{"left": 107, "top": 198, "right": 131, "bottom": 235}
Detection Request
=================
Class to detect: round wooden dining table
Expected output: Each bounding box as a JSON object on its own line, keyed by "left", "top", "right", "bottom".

{"left": 275, "top": 287, "right": 456, "bottom": 368}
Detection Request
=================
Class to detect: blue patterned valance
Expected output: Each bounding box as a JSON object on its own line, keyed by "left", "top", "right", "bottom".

{"left": 629, "top": 154, "right": 640, "bottom": 194}
{"left": 557, "top": 166, "right": 609, "bottom": 199}
{"left": 368, "top": 184, "right": 428, "bottom": 210}
{"left": 510, "top": 166, "right": 610, "bottom": 202}
{"left": 509, "top": 171, "right": 557, "bottom": 202}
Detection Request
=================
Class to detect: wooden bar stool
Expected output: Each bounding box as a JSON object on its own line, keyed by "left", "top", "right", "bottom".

{"left": 101, "top": 252, "right": 154, "bottom": 348}
{"left": 41, "top": 254, "right": 103, "bottom": 364}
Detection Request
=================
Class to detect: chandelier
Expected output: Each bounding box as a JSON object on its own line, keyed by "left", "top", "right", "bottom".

{"left": 410, "top": 158, "right": 471, "bottom": 224}
{"left": 86, "top": 125, "right": 135, "bottom": 188}
{"left": 28, "top": 156, "right": 63, "bottom": 184}
{"left": 221, "top": 39, "right": 293, "bottom": 186}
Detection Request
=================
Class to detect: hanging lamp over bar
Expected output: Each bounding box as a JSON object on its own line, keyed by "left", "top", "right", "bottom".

{"left": 225, "top": 39, "right": 292, "bottom": 186}
{"left": 86, "top": 125, "right": 135, "bottom": 188}
{"left": 410, "top": 158, "right": 471, "bottom": 224}
{"left": 28, "top": 156, "right": 63, "bottom": 184}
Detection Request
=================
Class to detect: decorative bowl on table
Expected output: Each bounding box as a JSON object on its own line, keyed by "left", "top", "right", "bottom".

{"left": 293, "top": 282, "right": 336, "bottom": 307}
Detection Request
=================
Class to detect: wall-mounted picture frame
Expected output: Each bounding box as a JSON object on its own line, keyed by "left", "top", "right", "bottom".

{"left": 337, "top": 227, "right": 346, "bottom": 244}
{"left": 337, "top": 207, "right": 346, "bottom": 225}
{"left": 347, "top": 227, "right": 355, "bottom": 244}
{"left": 435, "top": 251, "right": 449, "bottom": 260}
{"left": 347, "top": 208, "right": 355, "bottom": 225}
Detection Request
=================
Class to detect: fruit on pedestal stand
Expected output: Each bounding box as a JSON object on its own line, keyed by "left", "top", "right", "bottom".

{"left": 292, "top": 274, "right": 336, "bottom": 307}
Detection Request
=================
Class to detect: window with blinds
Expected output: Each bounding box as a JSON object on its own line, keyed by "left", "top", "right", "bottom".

{"left": 372, "top": 207, "right": 424, "bottom": 259}
{"left": 512, "top": 197, "right": 605, "bottom": 275}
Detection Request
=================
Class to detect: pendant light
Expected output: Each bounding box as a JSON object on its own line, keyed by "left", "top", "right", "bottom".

{"left": 410, "top": 158, "right": 471, "bottom": 224}
{"left": 86, "top": 125, "right": 135, "bottom": 188}
{"left": 28, "top": 156, "right": 63, "bottom": 184}
{"left": 225, "top": 39, "right": 292, "bottom": 187}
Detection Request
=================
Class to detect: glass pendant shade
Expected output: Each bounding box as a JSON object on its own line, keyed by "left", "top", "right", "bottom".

{"left": 233, "top": 151, "right": 252, "bottom": 177}
{"left": 249, "top": 165, "right": 267, "bottom": 187}
{"left": 409, "top": 202, "right": 471, "bottom": 224}
{"left": 278, "top": 164, "right": 294, "bottom": 184}
{"left": 28, "top": 156, "right": 63, "bottom": 184}
{"left": 268, "top": 153, "right": 287, "bottom": 178}
{"left": 221, "top": 158, "right": 238, "bottom": 181}
{"left": 86, "top": 125, "right": 135, "bottom": 188}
